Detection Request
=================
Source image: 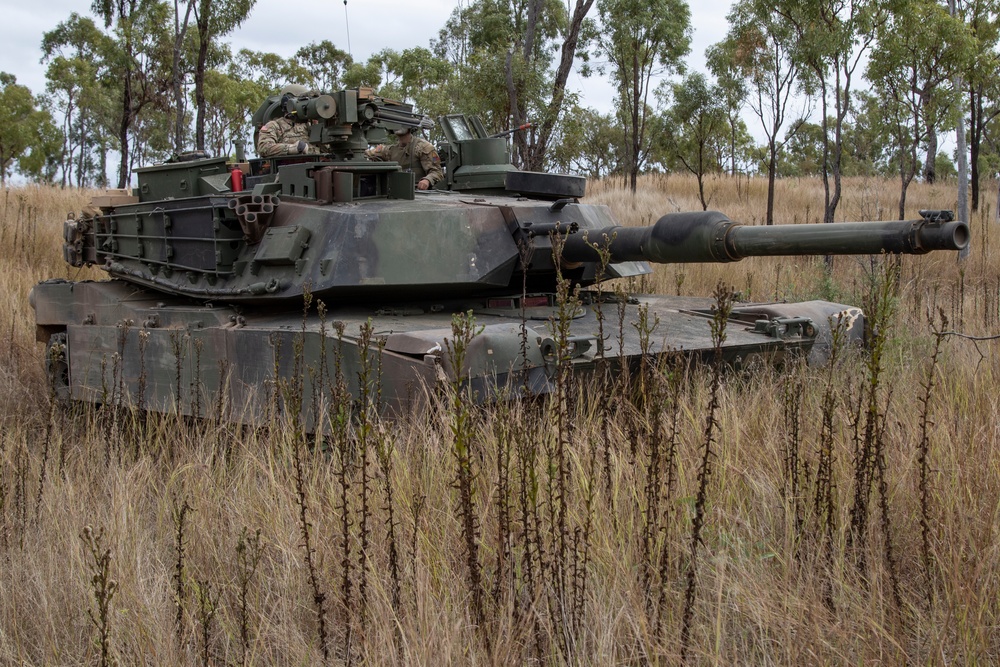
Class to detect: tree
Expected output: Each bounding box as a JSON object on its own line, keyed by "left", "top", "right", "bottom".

{"left": 656, "top": 73, "right": 727, "bottom": 210}
{"left": 201, "top": 64, "right": 269, "bottom": 158}
{"left": 18, "top": 107, "right": 63, "bottom": 184}
{"left": 774, "top": 0, "right": 889, "bottom": 224}
{"left": 0, "top": 74, "right": 61, "bottom": 184}
{"left": 712, "top": 0, "right": 808, "bottom": 224}
{"left": 296, "top": 41, "right": 353, "bottom": 91}
{"left": 432, "top": 0, "right": 597, "bottom": 170}
{"left": 866, "top": 0, "right": 973, "bottom": 219}
{"left": 596, "top": 0, "right": 691, "bottom": 192}
{"left": 92, "top": 0, "right": 173, "bottom": 188}
{"left": 777, "top": 121, "right": 826, "bottom": 177}
{"left": 170, "top": 0, "right": 197, "bottom": 154}
{"left": 193, "top": 0, "right": 256, "bottom": 151}
{"left": 704, "top": 30, "right": 750, "bottom": 176}
{"left": 343, "top": 47, "right": 452, "bottom": 119}
{"left": 963, "top": 0, "right": 1000, "bottom": 213}
{"left": 233, "top": 49, "right": 310, "bottom": 91}
{"left": 41, "top": 13, "right": 113, "bottom": 187}
{"left": 548, "top": 104, "right": 625, "bottom": 176}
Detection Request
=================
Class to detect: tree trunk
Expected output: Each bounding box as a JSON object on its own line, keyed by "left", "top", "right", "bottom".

{"left": 195, "top": 0, "right": 211, "bottom": 151}
{"left": 172, "top": 0, "right": 195, "bottom": 154}
{"left": 766, "top": 141, "right": 777, "bottom": 225}
{"left": 898, "top": 167, "right": 909, "bottom": 221}
{"left": 951, "top": 0, "right": 970, "bottom": 260}
{"left": 527, "top": 0, "right": 595, "bottom": 171}
{"left": 118, "top": 74, "right": 132, "bottom": 189}
{"left": 924, "top": 124, "right": 938, "bottom": 184}
{"left": 504, "top": 50, "right": 527, "bottom": 169}
{"left": 970, "top": 82, "right": 981, "bottom": 212}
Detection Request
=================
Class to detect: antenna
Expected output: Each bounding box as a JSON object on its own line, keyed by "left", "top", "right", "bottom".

{"left": 343, "top": 0, "right": 352, "bottom": 57}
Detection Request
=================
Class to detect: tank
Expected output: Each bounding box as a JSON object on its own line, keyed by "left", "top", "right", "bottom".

{"left": 30, "top": 87, "right": 970, "bottom": 427}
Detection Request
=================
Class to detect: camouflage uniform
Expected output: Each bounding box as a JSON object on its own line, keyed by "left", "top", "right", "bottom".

{"left": 365, "top": 136, "right": 444, "bottom": 187}
{"left": 257, "top": 117, "right": 321, "bottom": 157}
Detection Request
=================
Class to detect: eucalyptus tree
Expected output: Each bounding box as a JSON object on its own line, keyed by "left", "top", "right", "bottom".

{"left": 0, "top": 74, "right": 60, "bottom": 184}
{"left": 232, "top": 49, "right": 312, "bottom": 91}
{"left": 596, "top": 0, "right": 691, "bottom": 192}
{"left": 548, "top": 105, "right": 625, "bottom": 177}
{"left": 961, "top": 0, "right": 1000, "bottom": 212}
{"left": 704, "top": 34, "right": 750, "bottom": 177}
{"left": 170, "top": 0, "right": 196, "bottom": 153}
{"left": 711, "top": 0, "right": 807, "bottom": 224}
{"left": 866, "top": 0, "right": 973, "bottom": 219}
{"left": 296, "top": 41, "right": 354, "bottom": 92}
{"left": 342, "top": 47, "right": 452, "bottom": 119}
{"left": 92, "top": 0, "right": 174, "bottom": 188}
{"left": 433, "top": 0, "right": 597, "bottom": 170}
{"left": 198, "top": 68, "right": 251, "bottom": 157}
{"left": 193, "top": 0, "right": 257, "bottom": 151}
{"left": 656, "top": 73, "right": 727, "bottom": 210}
{"left": 41, "top": 13, "right": 113, "bottom": 187}
{"left": 773, "top": 0, "right": 890, "bottom": 224}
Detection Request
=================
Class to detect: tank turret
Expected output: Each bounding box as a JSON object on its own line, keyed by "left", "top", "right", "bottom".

{"left": 31, "top": 87, "right": 970, "bottom": 426}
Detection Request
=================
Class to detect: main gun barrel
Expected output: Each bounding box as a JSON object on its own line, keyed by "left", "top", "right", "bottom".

{"left": 561, "top": 211, "right": 970, "bottom": 264}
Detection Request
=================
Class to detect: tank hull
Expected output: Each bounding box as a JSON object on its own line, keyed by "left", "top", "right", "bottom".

{"left": 32, "top": 278, "right": 860, "bottom": 428}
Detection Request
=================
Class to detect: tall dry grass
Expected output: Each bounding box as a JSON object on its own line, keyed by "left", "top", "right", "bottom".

{"left": 1, "top": 175, "right": 999, "bottom": 665}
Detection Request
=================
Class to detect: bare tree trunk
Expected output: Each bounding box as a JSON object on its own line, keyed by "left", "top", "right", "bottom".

{"left": 195, "top": 0, "right": 211, "bottom": 151}
{"left": 118, "top": 75, "right": 132, "bottom": 189}
{"left": 924, "top": 124, "right": 938, "bottom": 183}
{"left": 952, "top": 0, "right": 970, "bottom": 260}
{"left": 766, "top": 142, "right": 777, "bottom": 225}
{"left": 172, "top": 0, "right": 195, "bottom": 154}
{"left": 527, "top": 0, "right": 595, "bottom": 171}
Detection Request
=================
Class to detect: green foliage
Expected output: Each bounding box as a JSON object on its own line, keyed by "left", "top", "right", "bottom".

{"left": 233, "top": 48, "right": 311, "bottom": 90}
{"left": 705, "top": 30, "right": 753, "bottom": 175}
{"left": 433, "top": 1, "right": 544, "bottom": 126}
{"left": 41, "top": 13, "right": 116, "bottom": 186}
{"left": 295, "top": 40, "right": 353, "bottom": 91}
{"left": 655, "top": 75, "right": 726, "bottom": 172}
{"left": 866, "top": 0, "right": 974, "bottom": 206}
{"left": 596, "top": 0, "right": 691, "bottom": 190}
{"left": 83, "top": 0, "right": 176, "bottom": 187}
{"left": 773, "top": 0, "right": 892, "bottom": 223}
{"left": 431, "top": 0, "right": 595, "bottom": 170}
{"left": 0, "top": 74, "right": 61, "bottom": 184}
{"left": 196, "top": 69, "right": 263, "bottom": 158}
{"left": 547, "top": 105, "right": 624, "bottom": 177}
{"left": 342, "top": 47, "right": 452, "bottom": 119}
{"left": 777, "top": 121, "right": 825, "bottom": 177}
{"left": 934, "top": 151, "right": 958, "bottom": 180}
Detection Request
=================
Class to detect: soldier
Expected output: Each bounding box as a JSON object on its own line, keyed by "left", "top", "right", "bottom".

{"left": 365, "top": 127, "right": 443, "bottom": 190}
{"left": 256, "top": 84, "right": 322, "bottom": 158}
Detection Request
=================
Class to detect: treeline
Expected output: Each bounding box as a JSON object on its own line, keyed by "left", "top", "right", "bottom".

{"left": 1, "top": 0, "right": 998, "bottom": 221}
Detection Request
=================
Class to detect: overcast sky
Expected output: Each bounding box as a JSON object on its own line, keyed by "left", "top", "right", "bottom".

{"left": 0, "top": 0, "right": 735, "bottom": 114}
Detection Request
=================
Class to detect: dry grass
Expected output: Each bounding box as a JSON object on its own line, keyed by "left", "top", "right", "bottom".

{"left": 2, "top": 175, "right": 999, "bottom": 665}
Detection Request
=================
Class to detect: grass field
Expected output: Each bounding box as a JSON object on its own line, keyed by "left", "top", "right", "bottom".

{"left": 1, "top": 175, "right": 998, "bottom": 665}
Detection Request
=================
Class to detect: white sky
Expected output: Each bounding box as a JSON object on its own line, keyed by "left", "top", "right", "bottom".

{"left": 0, "top": 0, "right": 735, "bottom": 114}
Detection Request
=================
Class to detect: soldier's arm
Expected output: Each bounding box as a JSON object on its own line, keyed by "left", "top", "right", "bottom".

{"left": 365, "top": 145, "right": 388, "bottom": 161}
{"left": 418, "top": 143, "right": 444, "bottom": 188}
{"left": 257, "top": 121, "right": 307, "bottom": 157}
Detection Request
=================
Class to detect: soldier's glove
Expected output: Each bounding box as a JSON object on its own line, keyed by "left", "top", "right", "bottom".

{"left": 295, "top": 141, "right": 307, "bottom": 154}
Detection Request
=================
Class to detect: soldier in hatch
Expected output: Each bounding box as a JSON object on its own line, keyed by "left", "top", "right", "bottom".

{"left": 365, "top": 127, "right": 443, "bottom": 190}
{"left": 256, "top": 84, "right": 322, "bottom": 158}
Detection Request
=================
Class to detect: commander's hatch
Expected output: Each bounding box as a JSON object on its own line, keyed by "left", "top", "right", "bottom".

{"left": 437, "top": 114, "right": 516, "bottom": 192}
{"left": 440, "top": 114, "right": 488, "bottom": 143}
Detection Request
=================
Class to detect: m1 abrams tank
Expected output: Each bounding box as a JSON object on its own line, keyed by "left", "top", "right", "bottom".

{"left": 30, "top": 87, "right": 969, "bottom": 427}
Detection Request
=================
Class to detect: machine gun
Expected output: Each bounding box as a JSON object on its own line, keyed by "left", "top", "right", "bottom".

{"left": 252, "top": 88, "right": 431, "bottom": 160}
